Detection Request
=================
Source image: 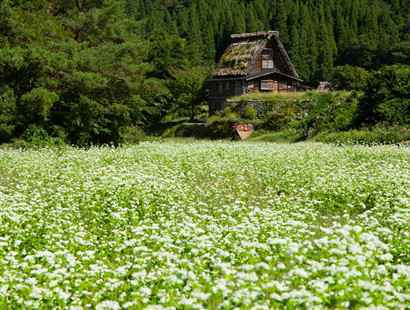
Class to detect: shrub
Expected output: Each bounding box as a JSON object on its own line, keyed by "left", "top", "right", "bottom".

{"left": 249, "top": 129, "right": 303, "bottom": 143}
{"left": 225, "top": 91, "right": 359, "bottom": 140}
{"left": 291, "top": 91, "right": 359, "bottom": 137}
{"left": 313, "top": 126, "right": 410, "bottom": 145}
{"left": 262, "top": 110, "right": 292, "bottom": 131}
{"left": 207, "top": 116, "right": 237, "bottom": 139}
{"left": 242, "top": 106, "right": 257, "bottom": 120}
{"left": 119, "top": 126, "right": 145, "bottom": 145}
{"left": 358, "top": 65, "right": 410, "bottom": 126}
{"left": 20, "top": 87, "right": 59, "bottom": 124}
{"left": 0, "top": 86, "right": 16, "bottom": 143}
{"left": 331, "top": 65, "right": 371, "bottom": 91}
{"left": 21, "top": 125, "right": 66, "bottom": 148}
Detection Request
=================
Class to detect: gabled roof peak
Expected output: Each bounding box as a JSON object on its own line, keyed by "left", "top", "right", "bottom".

{"left": 213, "top": 30, "right": 299, "bottom": 79}
{"left": 230, "top": 31, "right": 279, "bottom": 42}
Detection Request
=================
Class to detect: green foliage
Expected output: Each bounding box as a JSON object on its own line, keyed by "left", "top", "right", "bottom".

{"left": 168, "top": 66, "right": 209, "bottom": 120}
{"left": 167, "top": 123, "right": 210, "bottom": 139}
{"left": 231, "top": 91, "right": 359, "bottom": 138}
{"left": 137, "top": 0, "right": 408, "bottom": 83}
{"left": 206, "top": 108, "right": 241, "bottom": 138}
{"left": 0, "top": 0, "right": 208, "bottom": 145}
{"left": 292, "top": 92, "right": 360, "bottom": 137}
{"left": 0, "top": 87, "right": 16, "bottom": 143}
{"left": 242, "top": 106, "right": 257, "bottom": 120}
{"left": 358, "top": 65, "right": 410, "bottom": 125}
{"left": 225, "top": 89, "right": 408, "bottom": 145}
{"left": 119, "top": 126, "right": 145, "bottom": 145}
{"left": 0, "top": 0, "right": 409, "bottom": 145}
{"left": 331, "top": 65, "right": 371, "bottom": 90}
{"left": 20, "top": 125, "right": 66, "bottom": 148}
{"left": 249, "top": 129, "right": 302, "bottom": 143}
{"left": 314, "top": 126, "right": 410, "bottom": 145}
{"left": 20, "top": 88, "right": 59, "bottom": 123}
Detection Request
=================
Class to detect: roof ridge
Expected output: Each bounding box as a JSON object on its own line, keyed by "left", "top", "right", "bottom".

{"left": 230, "top": 31, "right": 279, "bottom": 41}
{"left": 212, "top": 31, "right": 299, "bottom": 79}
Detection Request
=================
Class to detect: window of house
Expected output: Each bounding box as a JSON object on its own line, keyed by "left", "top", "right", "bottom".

{"left": 260, "top": 80, "right": 275, "bottom": 91}
{"left": 261, "top": 50, "right": 274, "bottom": 69}
{"left": 262, "top": 59, "right": 274, "bottom": 69}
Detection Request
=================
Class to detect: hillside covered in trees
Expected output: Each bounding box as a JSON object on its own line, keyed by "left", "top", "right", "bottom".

{"left": 136, "top": 0, "right": 409, "bottom": 81}
{"left": 0, "top": 0, "right": 409, "bottom": 145}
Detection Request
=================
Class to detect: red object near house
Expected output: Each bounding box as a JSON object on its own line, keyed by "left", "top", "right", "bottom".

{"left": 233, "top": 124, "right": 254, "bottom": 140}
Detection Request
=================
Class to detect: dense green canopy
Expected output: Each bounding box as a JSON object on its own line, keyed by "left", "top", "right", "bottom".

{"left": 0, "top": 0, "right": 409, "bottom": 144}
{"left": 0, "top": 0, "right": 208, "bottom": 144}
{"left": 136, "top": 0, "right": 409, "bottom": 80}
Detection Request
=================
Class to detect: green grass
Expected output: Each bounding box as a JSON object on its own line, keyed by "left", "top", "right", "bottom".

{"left": 249, "top": 130, "right": 303, "bottom": 143}
{"left": 0, "top": 142, "right": 409, "bottom": 308}
{"left": 230, "top": 91, "right": 307, "bottom": 102}
{"left": 313, "top": 127, "right": 410, "bottom": 145}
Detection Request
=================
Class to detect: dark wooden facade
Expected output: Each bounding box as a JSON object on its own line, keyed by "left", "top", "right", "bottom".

{"left": 206, "top": 31, "right": 302, "bottom": 114}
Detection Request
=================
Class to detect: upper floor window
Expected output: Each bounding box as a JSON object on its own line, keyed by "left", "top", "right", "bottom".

{"left": 262, "top": 60, "right": 274, "bottom": 69}
{"left": 261, "top": 49, "right": 274, "bottom": 70}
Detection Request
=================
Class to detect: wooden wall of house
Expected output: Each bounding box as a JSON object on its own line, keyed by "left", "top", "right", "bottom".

{"left": 207, "top": 79, "right": 245, "bottom": 98}
{"left": 271, "top": 39, "right": 292, "bottom": 76}
{"left": 247, "top": 75, "right": 298, "bottom": 93}
{"left": 248, "top": 56, "right": 258, "bottom": 75}
{"left": 248, "top": 48, "right": 273, "bottom": 74}
{"left": 206, "top": 78, "right": 247, "bottom": 114}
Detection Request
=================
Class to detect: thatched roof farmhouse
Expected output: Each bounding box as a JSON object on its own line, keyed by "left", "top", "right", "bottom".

{"left": 206, "top": 31, "right": 302, "bottom": 113}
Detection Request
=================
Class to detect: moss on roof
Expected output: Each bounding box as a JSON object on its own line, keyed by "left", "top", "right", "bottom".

{"left": 212, "top": 31, "right": 299, "bottom": 79}
{"left": 213, "top": 40, "right": 265, "bottom": 76}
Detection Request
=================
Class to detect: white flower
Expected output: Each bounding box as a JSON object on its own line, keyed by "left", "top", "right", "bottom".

{"left": 277, "top": 262, "right": 286, "bottom": 270}
{"left": 30, "top": 287, "right": 42, "bottom": 299}
{"left": 379, "top": 253, "right": 393, "bottom": 261}
{"left": 349, "top": 243, "right": 362, "bottom": 254}
{"left": 191, "top": 290, "right": 210, "bottom": 301}
{"left": 179, "top": 298, "right": 195, "bottom": 306}
{"left": 96, "top": 300, "right": 121, "bottom": 310}
{"left": 140, "top": 287, "right": 151, "bottom": 297}
{"left": 396, "top": 265, "right": 410, "bottom": 277}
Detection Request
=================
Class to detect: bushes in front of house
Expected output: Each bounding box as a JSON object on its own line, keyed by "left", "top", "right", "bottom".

{"left": 163, "top": 91, "right": 359, "bottom": 140}
{"left": 229, "top": 91, "right": 360, "bottom": 137}
{"left": 161, "top": 110, "right": 240, "bottom": 139}
{"left": 313, "top": 126, "right": 410, "bottom": 145}
{"left": 159, "top": 65, "right": 409, "bottom": 144}
{"left": 248, "top": 129, "right": 304, "bottom": 143}
{"left": 224, "top": 65, "right": 409, "bottom": 144}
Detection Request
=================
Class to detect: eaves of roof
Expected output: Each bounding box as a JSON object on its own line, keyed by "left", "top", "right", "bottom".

{"left": 247, "top": 70, "right": 303, "bottom": 82}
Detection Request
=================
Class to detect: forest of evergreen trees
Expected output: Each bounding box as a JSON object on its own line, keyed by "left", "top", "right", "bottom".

{"left": 134, "top": 0, "right": 410, "bottom": 81}
{"left": 0, "top": 0, "right": 409, "bottom": 145}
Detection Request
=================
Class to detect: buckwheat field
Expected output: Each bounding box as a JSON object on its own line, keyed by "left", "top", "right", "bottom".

{"left": 0, "top": 142, "right": 409, "bottom": 309}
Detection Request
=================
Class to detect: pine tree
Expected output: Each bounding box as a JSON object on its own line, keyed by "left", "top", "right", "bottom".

{"left": 288, "top": 2, "right": 302, "bottom": 75}
{"left": 318, "top": 6, "right": 335, "bottom": 79}
{"left": 232, "top": 3, "right": 246, "bottom": 33}
{"left": 187, "top": 1, "right": 203, "bottom": 64}
{"left": 246, "top": 7, "right": 259, "bottom": 32}
{"left": 273, "top": 0, "right": 289, "bottom": 46}
{"left": 205, "top": 24, "right": 216, "bottom": 62}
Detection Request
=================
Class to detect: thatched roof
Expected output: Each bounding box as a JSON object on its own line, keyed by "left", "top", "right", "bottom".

{"left": 213, "top": 31, "right": 299, "bottom": 79}
{"left": 213, "top": 39, "right": 266, "bottom": 76}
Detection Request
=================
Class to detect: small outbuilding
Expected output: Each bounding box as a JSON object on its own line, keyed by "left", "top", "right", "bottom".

{"left": 317, "top": 81, "right": 332, "bottom": 92}
{"left": 205, "top": 31, "right": 302, "bottom": 114}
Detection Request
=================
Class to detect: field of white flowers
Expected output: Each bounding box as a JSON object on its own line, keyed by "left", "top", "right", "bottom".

{"left": 0, "top": 142, "right": 409, "bottom": 309}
